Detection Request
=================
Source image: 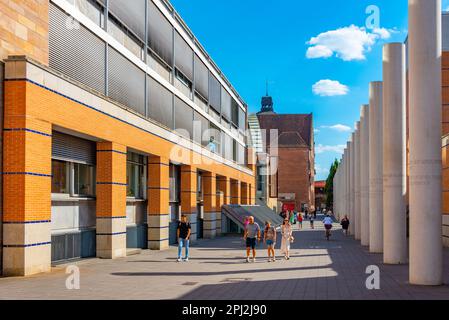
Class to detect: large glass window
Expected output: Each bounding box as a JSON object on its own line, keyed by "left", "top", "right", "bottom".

{"left": 148, "top": 0, "right": 173, "bottom": 67}
{"left": 52, "top": 160, "right": 95, "bottom": 197}
{"left": 126, "top": 152, "right": 146, "bottom": 199}
{"left": 108, "top": 17, "right": 144, "bottom": 60}
{"left": 52, "top": 160, "right": 69, "bottom": 194}
{"left": 74, "top": 163, "right": 96, "bottom": 197}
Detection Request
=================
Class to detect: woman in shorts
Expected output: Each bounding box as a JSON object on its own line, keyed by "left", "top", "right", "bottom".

{"left": 264, "top": 221, "right": 277, "bottom": 262}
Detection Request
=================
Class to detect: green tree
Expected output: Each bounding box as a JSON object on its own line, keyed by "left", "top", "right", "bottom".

{"left": 324, "top": 159, "right": 339, "bottom": 209}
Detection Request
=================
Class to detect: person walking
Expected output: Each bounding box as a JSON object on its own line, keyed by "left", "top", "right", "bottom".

{"left": 298, "top": 213, "right": 303, "bottom": 230}
{"left": 177, "top": 215, "right": 191, "bottom": 262}
{"left": 289, "top": 210, "right": 296, "bottom": 225}
{"left": 244, "top": 216, "right": 261, "bottom": 263}
{"left": 264, "top": 221, "right": 277, "bottom": 262}
{"left": 309, "top": 214, "right": 315, "bottom": 229}
{"left": 281, "top": 219, "right": 293, "bottom": 260}
{"left": 341, "top": 215, "right": 350, "bottom": 236}
{"left": 323, "top": 214, "right": 334, "bottom": 240}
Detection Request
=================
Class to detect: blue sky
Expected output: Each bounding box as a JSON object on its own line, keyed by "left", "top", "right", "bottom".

{"left": 169, "top": 0, "right": 445, "bottom": 180}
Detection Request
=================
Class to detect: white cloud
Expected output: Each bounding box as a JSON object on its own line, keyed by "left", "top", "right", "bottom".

{"left": 306, "top": 25, "right": 393, "bottom": 61}
{"left": 315, "top": 144, "right": 346, "bottom": 154}
{"left": 314, "top": 128, "right": 320, "bottom": 134}
{"left": 321, "top": 124, "right": 352, "bottom": 132}
{"left": 315, "top": 164, "right": 329, "bottom": 176}
{"left": 312, "top": 79, "right": 349, "bottom": 97}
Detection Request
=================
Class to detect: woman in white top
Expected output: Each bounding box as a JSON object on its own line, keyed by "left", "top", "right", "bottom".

{"left": 280, "top": 219, "right": 293, "bottom": 260}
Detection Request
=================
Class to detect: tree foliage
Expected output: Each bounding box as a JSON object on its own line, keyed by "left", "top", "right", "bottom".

{"left": 324, "top": 159, "right": 339, "bottom": 209}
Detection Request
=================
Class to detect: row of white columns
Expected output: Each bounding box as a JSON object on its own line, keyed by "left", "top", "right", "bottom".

{"left": 334, "top": 0, "right": 443, "bottom": 286}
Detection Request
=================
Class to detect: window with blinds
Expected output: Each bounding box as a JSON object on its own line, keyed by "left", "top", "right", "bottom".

{"left": 194, "top": 54, "right": 208, "bottom": 101}
{"left": 49, "top": 3, "right": 106, "bottom": 94}
{"left": 193, "top": 111, "right": 210, "bottom": 146}
{"left": 52, "top": 131, "right": 96, "bottom": 165}
{"left": 221, "top": 89, "right": 232, "bottom": 121}
{"left": 148, "top": 0, "right": 173, "bottom": 68}
{"left": 239, "top": 107, "right": 246, "bottom": 131}
{"left": 108, "top": 47, "right": 146, "bottom": 116}
{"left": 109, "top": 0, "right": 145, "bottom": 42}
{"left": 231, "top": 98, "right": 239, "bottom": 128}
{"left": 174, "top": 31, "right": 193, "bottom": 82}
{"left": 209, "top": 73, "right": 221, "bottom": 113}
{"left": 148, "top": 76, "right": 174, "bottom": 129}
{"left": 174, "top": 97, "right": 194, "bottom": 140}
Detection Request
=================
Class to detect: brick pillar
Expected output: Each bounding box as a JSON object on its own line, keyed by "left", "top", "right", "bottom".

{"left": 3, "top": 110, "right": 52, "bottom": 275}
{"left": 203, "top": 172, "right": 217, "bottom": 239}
{"left": 96, "top": 142, "right": 127, "bottom": 259}
{"left": 249, "top": 184, "right": 255, "bottom": 205}
{"left": 181, "top": 165, "right": 197, "bottom": 241}
{"left": 231, "top": 180, "right": 241, "bottom": 204}
{"left": 216, "top": 192, "right": 224, "bottom": 236}
{"left": 241, "top": 182, "right": 249, "bottom": 205}
{"left": 147, "top": 156, "right": 170, "bottom": 250}
{"left": 217, "top": 176, "right": 231, "bottom": 205}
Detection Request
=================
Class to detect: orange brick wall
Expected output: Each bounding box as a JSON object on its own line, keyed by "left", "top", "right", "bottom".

{"left": 96, "top": 142, "right": 127, "bottom": 218}
{"left": 203, "top": 173, "right": 216, "bottom": 214}
{"left": 180, "top": 165, "right": 197, "bottom": 215}
{"left": 148, "top": 155, "right": 170, "bottom": 215}
{"left": 0, "top": 0, "right": 49, "bottom": 64}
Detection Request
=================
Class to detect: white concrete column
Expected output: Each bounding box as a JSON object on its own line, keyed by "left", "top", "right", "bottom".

{"left": 354, "top": 122, "right": 361, "bottom": 241}
{"left": 345, "top": 143, "right": 350, "bottom": 226}
{"left": 383, "top": 43, "right": 408, "bottom": 264}
{"left": 408, "top": 0, "right": 443, "bottom": 285}
{"left": 369, "top": 81, "right": 383, "bottom": 253}
{"left": 360, "top": 104, "right": 370, "bottom": 246}
{"left": 349, "top": 134, "right": 355, "bottom": 236}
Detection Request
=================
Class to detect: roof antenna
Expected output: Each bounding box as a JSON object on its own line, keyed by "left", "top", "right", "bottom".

{"left": 266, "top": 80, "right": 269, "bottom": 96}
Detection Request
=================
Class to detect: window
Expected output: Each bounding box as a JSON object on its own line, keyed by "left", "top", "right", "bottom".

{"left": 175, "top": 97, "right": 194, "bottom": 139}
{"left": 209, "top": 73, "right": 221, "bottom": 113}
{"left": 126, "top": 152, "right": 146, "bottom": 199}
{"left": 194, "top": 54, "right": 209, "bottom": 101}
{"left": 174, "top": 31, "right": 193, "bottom": 82}
{"left": 169, "top": 164, "right": 180, "bottom": 203}
{"left": 231, "top": 98, "right": 239, "bottom": 128}
{"left": 174, "top": 68, "right": 192, "bottom": 99}
{"left": 51, "top": 160, "right": 95, "bottom": 197}
{"left": 148, "top": 76, "right": 173, "bottom": 129}
{"left": 52, "top": 160, "right": 69, "bottom": 194}
{"left": 238, "top": 107, "right": 246, "bottom": 131}
{"left": 221, "top": 89, "right": 231, "bottom": 121}
{"left": 74, "top": 163, "right": 96, "bottom": 197}
{"left": 148, "top": 0, "right": 173, "bottom": 67}
{"left": 108, "top": 17, "right": 144, "bottom": 60}
{"left": 209, "top": 123, "right": 222, "bottom": 155}
{"left": 74, "top": 0, "right": 104, "bottom": 28}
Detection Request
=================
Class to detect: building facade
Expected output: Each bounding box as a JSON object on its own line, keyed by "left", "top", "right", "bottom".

{"left": 0, "top": 0, "right": 256, "bottom": 276}
{"left": 314, "top": 181, "right": 326, "bottom": 210}
{"left": 256, "top": 94, "right": 315, "bottom": 212}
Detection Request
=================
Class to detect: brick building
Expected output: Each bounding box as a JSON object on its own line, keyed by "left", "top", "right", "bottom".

{"left": 314, "top": 180, "right": 326, "bottom": 210}
{"left": 256, "top": 94, "right": 315, "bottom": 212}
{"left": 0, "top": 0, "right": 256, "bottom": 276}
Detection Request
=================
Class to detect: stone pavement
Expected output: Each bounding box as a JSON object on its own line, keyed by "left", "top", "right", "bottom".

{"left": 0, "top": 219, "right": 448, "bottom": 300}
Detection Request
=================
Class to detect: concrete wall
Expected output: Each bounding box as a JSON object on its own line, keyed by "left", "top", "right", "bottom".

{"left": 51, "top": 200, "right": 96, "bottom": 234}
{"left": 0, "top": 0, "right": 49, "bottom": 64}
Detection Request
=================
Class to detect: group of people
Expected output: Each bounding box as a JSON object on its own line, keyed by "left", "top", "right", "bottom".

{"left": 175, "top": 209, "right": 350, "bottom": 263}
{"left": 243, "top": 216, "right": 294, "bottom": 262}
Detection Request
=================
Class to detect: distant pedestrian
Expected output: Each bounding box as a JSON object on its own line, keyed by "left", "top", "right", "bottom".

{"left": 298, "top": 213, "right": 303, "bottom": 229}
{"left": 177, "top": 215, "right": 191, "bottom": 262}
{"left": 304, "top": 209, "right": 308, "bottom": 219}
{"left": 244, "top": 216, "right": 261, "bottom": 263}
{"left": 341, "top": 215, "right": 350, "bottom": 236}
{"left": 264, "top": 221, "right": 277, "bottom": 262}
{"left": 309, "top": 215, "right": 315, "bottom": 229}
{"left": 289, "top": 210, "right": 296, "bottom": 225}
{"left": 281, "top": 219, "right": 293, "bottom": 260}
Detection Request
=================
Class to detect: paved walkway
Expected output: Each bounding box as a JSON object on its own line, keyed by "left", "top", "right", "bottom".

{"left": 1, "top": 220, "right": 449, "bottom": 300}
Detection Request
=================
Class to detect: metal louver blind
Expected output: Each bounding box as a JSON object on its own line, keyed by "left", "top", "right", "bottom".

{"left": 209, "top": 73, "right": 221, "bottom": 113}
{"left": 221, "top": 89, "right": 231, "bottom": 121}
{"left": 49, "top": 3, "right": 106, "bottom": 94}
{"left": 194, "top": 54, "right": 208, "bottom": 100}
{"left": 109, "top": 0, "right": 146, "bottom": 42}
{"left": 148, "top": 0, "right": 173, "bottom": 67}
{"left": 231, "top": 99, "right": 239, "bottom": 127}
{"left": 238, "top": 107, "right": 246, "bottom": 131}
{"left": 148, "top": 76, "right": 173, "bottom": 129}
{"left": 52, "top": 131, "right": 96, "bottom": 165}
{"left": 108, "top": 48, "right": 146, "bottom": 115}
{"left": 193, "top": 111, "right": 209, "bottom": 146}
{"left": 174, "top": 31, "right": 193, "bottom": 81}
{"left": 175, "top": 97, "right": 193, "bottom": 140}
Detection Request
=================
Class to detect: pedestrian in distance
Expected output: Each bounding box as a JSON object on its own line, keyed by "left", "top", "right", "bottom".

{"left": 244, "top": 216, "right": 261, "bottom": 263}
{"left": 264, "top": 221, "right": 277, "bottom": 262}
{"left": 341, "top": 215, "right": 350, "bottom": 236}
{"left": 177, "top": 215, "right": 191, "bottom": 262}
{"left": 281, "top": 219, "right": 293, "bottom": 260}
{"left": 309, "top": 214, "right": 315, "bottom": 229}
{"left": 298, "top": 213, "right": 303, "bottom": 230}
